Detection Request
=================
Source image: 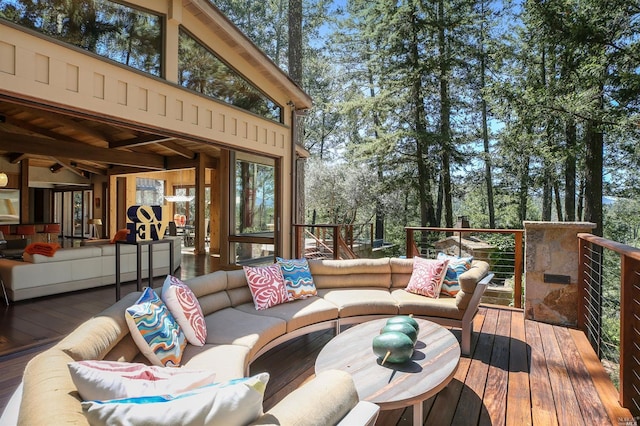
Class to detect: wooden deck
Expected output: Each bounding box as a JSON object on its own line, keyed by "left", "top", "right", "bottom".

{"left": 0, "top": 253, "right": 633, "bottom": 425}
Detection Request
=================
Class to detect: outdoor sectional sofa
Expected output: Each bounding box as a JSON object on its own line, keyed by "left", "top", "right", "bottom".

{"left": 1, "top": 256, "right": 491, "bottom": 426}
{"left": 0, "top": 236, "right": 182, "bottom": 302}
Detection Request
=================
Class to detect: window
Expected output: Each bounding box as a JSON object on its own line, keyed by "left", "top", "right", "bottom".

{"left": 0, "top": 0, "right": 162, "bottom": 76}
{"left": 235, "top": 160, "right": 275, "bottom": 235}
{"left": 136, "top": 178, "right": 164, "bottom": 205}
{"left": 178, "top": 29, "right": 282, "bottom": 122}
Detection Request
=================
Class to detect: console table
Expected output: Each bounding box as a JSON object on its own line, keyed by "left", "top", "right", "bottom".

{"left": 115, "top": 238, "right": 174, "bottom": 300}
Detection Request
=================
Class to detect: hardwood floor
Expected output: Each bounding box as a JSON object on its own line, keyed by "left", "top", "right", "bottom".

{"left": 0, "top": 251, "right": 633, "bottom": 425}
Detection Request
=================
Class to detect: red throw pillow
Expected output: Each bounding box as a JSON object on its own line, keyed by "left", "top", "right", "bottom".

{"left": 24, "top": 242, "right": 61, "bottom": 257}
{"left": 243, "top": 264, "right": 290, "bottom": 310}
{"left": 405, "top": 257, "right": 450, "bottom": 299}
{"left": 110, "top": 229, "right": 130, "bottom": 244}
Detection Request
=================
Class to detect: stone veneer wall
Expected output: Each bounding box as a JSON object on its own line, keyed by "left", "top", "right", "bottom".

{"left": 524, "top": 221, "right": 596, "bottom": 326}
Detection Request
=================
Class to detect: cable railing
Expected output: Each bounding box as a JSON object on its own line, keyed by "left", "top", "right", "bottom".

{"left": 578, "top": 233, "right": 640, "bottom": 417}
{"left": 293, "top": 224, "right": 360, "bottom": 260}
{"left": 405, "top": 227, "right": 524, "bottom": 308}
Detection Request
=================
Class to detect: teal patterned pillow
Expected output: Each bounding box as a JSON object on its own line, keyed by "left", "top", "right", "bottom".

{"left": 437, "top": 252, "right": 473, "bottom": 297}
{"left": 276, "top": 257, "right": 317, "bottom": 300}
{"left": 125, "top": 287, "right": 187, "bottom": 367}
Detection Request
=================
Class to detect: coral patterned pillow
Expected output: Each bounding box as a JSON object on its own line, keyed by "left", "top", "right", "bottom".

{"left": 276, "top": 257, "right": 317, "bottom": 300}
{"left": 405, "top": 257, "right": 450, "bottom": 299}
{"left": 125, "top": 287, "right": 187, "bottom": 366}
{"left": 243, "top": 264, "right": 290, "bottom": 310}
{"left": 161, "top": 275, "right": 207, "bottom": 346}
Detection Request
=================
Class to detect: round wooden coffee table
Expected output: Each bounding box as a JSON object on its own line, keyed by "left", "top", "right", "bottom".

{"left": 315, "top": 318, "right": 460, "bottom": 425}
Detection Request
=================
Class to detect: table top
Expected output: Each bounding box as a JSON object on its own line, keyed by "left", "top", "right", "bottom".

{"left": 315, "top": 318, "right": 460, "bottom": 410}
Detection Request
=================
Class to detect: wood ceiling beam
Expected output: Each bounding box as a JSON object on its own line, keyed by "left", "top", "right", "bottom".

{"left": 110, "top": 134, "right": 175, "bottom": 148}
{"left": 108, "top": 166, "right": 160, "bottom": 176}
{"left": 72, "top": 162, "right": 108, "bottom": 176}
{"left": 0, "top": 131, "right": 166, "bottom": 170}
{"left": 8, "top": 153, "right": 28, "bottom": 163}
{"left": 50, "top": 158, "right": 88, "bottom": 179}
{"left": 159, "top": 141, "right": 196, "bottom": 159}
{"left": 7, "top": 117, "right": 88, "bottom": 144}
{"left": 29, "top": 110, "right": 111, "bottom": 141}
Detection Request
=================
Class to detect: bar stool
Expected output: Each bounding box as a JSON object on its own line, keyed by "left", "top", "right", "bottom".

{"left": 43, "top": 223, "right": 61, "bottom": 243}
{"left": 16, "top": 225, "right": 36, "bottom": 244}
{"left": 0, "top": 225, "right": 11, "bottom": 237}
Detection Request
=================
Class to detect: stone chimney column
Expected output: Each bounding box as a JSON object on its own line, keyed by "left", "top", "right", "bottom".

{"left": 524, "top": 221, "right": 596, "bottom": 326}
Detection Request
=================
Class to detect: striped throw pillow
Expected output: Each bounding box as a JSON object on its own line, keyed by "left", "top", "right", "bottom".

{"left": 437, "top": 252, "right": 473, "bottom": 296}
{"left": 276, "top": 257, "right": 317, "bottom": 300}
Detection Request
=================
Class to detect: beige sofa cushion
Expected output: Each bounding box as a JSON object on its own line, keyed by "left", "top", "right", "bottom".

{"left": 226, "top": 268, "right": 255, "bottom": 306}
{"left": 182, "top": 344, "right": 249, "bottom": 382}
{"left": 57, "top": 292, "right": 140, "bottom": 361}
{"left": 204, "top": 307, "right": 286, "bottom": 359}
{"left": 390, "top": 257, "right": 413, "bottom": 288}
{"left": 309, "top": 258, "right": 392, "bottom": 289}
{"left": 234, "top": 296, "right": 339, "bottom": 333}
{"left": 185, "top": 271, "right": 232, "bottom": 315}
{"left": 318, "top": 288, "right": 398, "bottom": 317}
{"left": 391, "top": 289, "right": 462, "bottom": 319}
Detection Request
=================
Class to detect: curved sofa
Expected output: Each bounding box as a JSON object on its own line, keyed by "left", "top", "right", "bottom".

{"left": 2, "top": 257, "right": 490, "bottom": 426}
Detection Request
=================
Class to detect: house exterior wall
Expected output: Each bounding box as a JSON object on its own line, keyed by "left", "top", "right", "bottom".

{"left": 0, "top": 0, "right": 311, "bottom": 260}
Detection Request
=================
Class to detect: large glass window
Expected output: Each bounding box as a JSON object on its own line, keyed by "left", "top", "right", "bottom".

{"left": 235, "top": 160, "right": 275, "bottom": 235}
{"left": 0, "top": 0, "right": 162, "bottom": 76}
{"left": 178, "top": 29, "right": 282, "bottom": 122}
{"left": 136, "top": 178, "right": 164, "bottom": 205}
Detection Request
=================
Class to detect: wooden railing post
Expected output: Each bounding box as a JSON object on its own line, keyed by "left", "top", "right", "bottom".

{"left": 294, "top": 225, "right": 302, "bottom": 259}
{"left": 620, "top": 254, "right": 640, "bottom": 413}
{"left": 333, "top": 225, "right": 340, "bottom": 260}
{"left": 406, "top": 228, "right": 413, "bottom": 257}
{"left": 514, "top": 230, "right": 523, "bottom": 309}
{"left": 370, "top": 223, "right": 374, "bottom": 250}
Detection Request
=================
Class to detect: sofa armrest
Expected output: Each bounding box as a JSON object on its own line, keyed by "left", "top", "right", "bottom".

{"left": 251, "top": 369, "right": 361, "bottom": 426}
{"left": 336, "top": 401, "right": 380, "bottom": 426}
{"left": 459, "top": 272, "right": 493, "bottom": 355}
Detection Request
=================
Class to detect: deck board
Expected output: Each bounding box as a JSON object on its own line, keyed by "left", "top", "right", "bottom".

{"left": 0, "top": 254, "right": 633, "bottom": 425}
{"left": 506, "top": 310, "right": 532, "bottom": 425}
{"left": 538, "top": 321, "right": 585, "bottom": 425}
{"left": 526, "top": 319, "right": 560, "bottom": 426}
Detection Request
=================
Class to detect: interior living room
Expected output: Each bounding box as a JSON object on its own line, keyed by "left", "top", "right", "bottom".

{"left": 0, "top": 0, "right": 312, "bottom": 269}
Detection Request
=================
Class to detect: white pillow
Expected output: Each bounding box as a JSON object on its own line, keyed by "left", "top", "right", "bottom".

{"left": 82, "top": 373, "right": 269, "bottom": 426}
{"left": 68, "top": 360, "right": 217, "bottom": 401}
{"left": 161, "top": 275, "right": 207, "bottom": 346}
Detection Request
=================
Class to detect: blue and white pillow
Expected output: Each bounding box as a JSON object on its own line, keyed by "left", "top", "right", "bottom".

{"left": 437, "top": 252, "right": 473, "bottom": 297}
{"left": 125, "top": 287, "right": 187, "bottom": 367}
{"left": 276, "top": 257, "right": 317, "bottom": 300}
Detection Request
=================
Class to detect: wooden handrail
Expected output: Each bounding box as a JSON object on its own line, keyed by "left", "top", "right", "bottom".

{"left": 578, "top": 233, "right": 640, "bottom": 417}
{"left": 578, "top": 233, "right": 640, "bottom": 261}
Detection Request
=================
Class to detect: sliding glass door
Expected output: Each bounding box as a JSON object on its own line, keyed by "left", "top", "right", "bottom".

{"left": 54, "top": 188, "right": 93, "bottom": 238}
